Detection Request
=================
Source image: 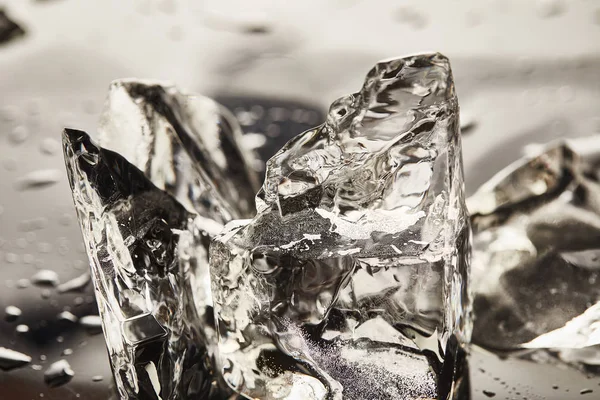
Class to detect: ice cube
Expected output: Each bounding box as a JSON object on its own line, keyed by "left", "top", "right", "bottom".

{"left": 210, "top": 53, "right": 471, "bottom": 399}
{"left": 470, "top": 142, "right": 600, "bottom": 370}
{"left": 63, "top": 129, "right": 233, "bottom": 399}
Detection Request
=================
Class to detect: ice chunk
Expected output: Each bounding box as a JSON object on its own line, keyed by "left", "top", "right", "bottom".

{"left": 210, "top": 53, "right": 471, "bottom": 399}
{"left": 63, "top": 130, "right": 233, "bottom": 399}
{"left": 470, "top": 142, "right": 600, "bottom": 370}
{"left": 97, "top": 79, "right": 260, "bottom": 220}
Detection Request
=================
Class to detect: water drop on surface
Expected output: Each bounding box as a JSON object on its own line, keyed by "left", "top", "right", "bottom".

{"left": 536, "top": 0, "right": 565, "bottom": 18}
{"left": 5, "top": 252, "right": 18, "bottom": 263}
{"left": 44, "top": 359, "right": 74, "bottom": 388}
{"left": 0, "top": 347, "right": 32, "bottom": 371}
{"left": 41, "top": 289, "right": 51, "bottom": 299}
{"left": 92, "top": 375, "right": 103, "bottom": 382}
{"left": 39, "top": 137, "right": 60, "bottom": 155}
{"left": 15, "top": 169, "right": 62, "bottom": 191}
{"left": 57, "top": 311, "right": 78, "bottom": 324}
{"left": 483, "top": 390, "right": 496, "bottom": 397}
{"left": 17, "top": 278, "right": 30, "bottom": 289}
{"left": 580, "top": 389, "right": 593, "bottom": 395}
{"left": 80, "top": 315, "right": 102, "bottom": 334}
{"left": 61, "top": 348, "right": 73, "bottom": 356}
{"left": 5, "top": 305, "right": 22, "bottom": 322}
{"left": 57, "top": 272, "right": 90, "bottom": 293}
{"left": 16, "top": 324, "right": 29, "bottom": 333}
{"left": 8, "top": 125, "right": 30, "bottom": 144}
{"left": 31, "top": 269, "right": 60, "bottom": 287}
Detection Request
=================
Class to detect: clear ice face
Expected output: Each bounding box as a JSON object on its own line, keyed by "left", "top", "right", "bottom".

{"left": 470, "top": 143, "right": 600, "bottom": 372}
{"left": 62, "top": 80, "right": 260, "bottom": 399}
{"left": 210, "top": 53, "right": 472, "bottom": 400}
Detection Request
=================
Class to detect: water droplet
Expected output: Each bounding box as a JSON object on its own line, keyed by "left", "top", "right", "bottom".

{"left": 266, "top": 123, "right": 280, "bottom": 138}
{"left": 57, "top": 272, "right": 91, "bottom": 293}
{"left": 17, "top": 279, "right": 30, "bottom": 289}
{"left": 15, "top": 169, "right": 62, "bottom": 191}
{"left": 5, "top": 306, "right": 22, "bottom": 322}
{"left": 61, "top": 348, "right": 73, "bottom": 356}
{"left": 31, "top": 270, "right": 60, "bottom": 287}
{"left": 74, "top": 297, "right": 84, "bottom": 306}
{"left": 15, "top": 324, "right": 29, "bottom": 333}
{"left": 92, "top": 375, "right": 103, "bottom": 382}
{"left": 31, "top": 364, "right": 42, "bottom": 370}
{"left": 39, "top": 354, "right": 47, "bottom": 361}
{"left": 58, "top": 213, "right": 73, "bottom": 226}
{"left": 37, "top": 242, "right": 53, "bottom": 253}
{"left": 43, "top": 359, "right": 74, "bottom": 387}
{"left": 57, "top": 311, "right": 78, "bottom": 324}
{"left": 0, "top": 347, "right": 32, "bottom": 371}
{"left": 22, "top": 253, "right": 34, "bottom": 264}
{"left": 581, "top": 389, "right": 593, "bottom": 395}
{"left": 39, "top": 137, "right": 60, "bottom": 155}
{"left": 8, "top": 125, "right": 30, "bottom": 145}
{"left": 394, "top": 6, "right": 428, "bottom": 29}
{"left": 5, "top": 252, "right": 18, "bottom": 263}
{"left": 20, "top": 217, "right": 48, "bottom": 231}
{"left": 0, "top": 105, "right": 20, "bottom": 122}
{"left": 15, "top": 238, "right": 27, "bottom": 248}
{"left": 79, "top": 315, "right": 102, "bottom": 334}
{"left": 558, "top": 85, "right": 575, "bottom": 102}
{"left": 536, "top": 0, "right": 565, "bottom": 18}
{"left": 483, "top": 390, "right": 496, "bottom": 398}
{"left": 3, "top": 158, "right": 17, "bottom": 171}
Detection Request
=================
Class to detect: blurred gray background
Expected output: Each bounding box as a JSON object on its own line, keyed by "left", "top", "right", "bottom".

{"left": 0, "top": 0, "right": 599, "bottom": 399}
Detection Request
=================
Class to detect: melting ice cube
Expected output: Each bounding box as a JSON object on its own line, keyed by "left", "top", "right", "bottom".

{"left": 210, "top": 53, "right": 471, "bottom": 400}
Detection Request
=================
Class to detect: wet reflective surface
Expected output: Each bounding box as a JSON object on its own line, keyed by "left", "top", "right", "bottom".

{"left": 1, "top": 0, "right": 600, "bottom": 399}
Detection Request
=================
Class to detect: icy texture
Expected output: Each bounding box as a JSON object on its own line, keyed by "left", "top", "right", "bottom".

{"left": 470, "top": 143, "right": 600, "bottom": 371}
{"left": 63, "top": 80, "right": 260, "bottom": 398}
{"left": 210, "top": 53, "right": 471, "bottom": 400}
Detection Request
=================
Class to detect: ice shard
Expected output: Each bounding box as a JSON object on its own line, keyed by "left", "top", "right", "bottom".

{"left": 63, "top": 129, "right": 233, "bottom": 398}
{"left": 63, "top": 80, "right": 261, "bottom": 398}
{"left": 210, "top": 53, "right": 471, "bottom": 400}
{"left": 470, "top": 142, "right": 600, "bottom": 371}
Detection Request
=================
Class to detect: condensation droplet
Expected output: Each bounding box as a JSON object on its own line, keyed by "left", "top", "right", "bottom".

{"left": 394, "top": 6, "right": 428, "bottom": 29}
{"left": 483, "top": 390, "right": 496, "bottom": 398}
{"left": 581, "top": 389, "right": 593, "bottom": 395}
{"left": 20, "top": 217, "right": 49, "bottom": 232}
{"left": 8, "top": 125, "right": 30, "bottom": 145}
{"left": 0, "top": 347, "right": 32, "bottom": 371}
{"left": 536, "top": 0, "right": 565, "bottom": 18}
{"left": 37, "top": 242, "right": 53, "bottom": 253}
{"left": 59, "top": 213, "right": 73, "bottom": 226}
{"left": 15, "top": 238, "right": 27, "bottom": 248}
{"left": 5, "top": 306, "right": 22, "bottom": 322}
{"left": 57, "top": 272, "right": 91, "bottom": 293}
{"left": 31, "top": 269, "right": 60, "bottom": 287}
{"left": 57, "top": 311, "right": 78, "bottom": 324}
{"left": 15, "top": 169, "right": 62, "bottom": 191}
{"left": 16, "top": 324, "right": 29, "bottom": 333}
{"left": 41, "top": 289, "right": 51, "bottom": 299}
{"left": 39, "top": 138, "right": 60, "bottom": 155}
{"left": 16, "top": 279, "right": 30, "bottom": 289}
{"left": 92, "top": 375, "right": 103, "bottom": 382}
{"left": 5, "top": 252, "right": 18, "bottom": 264}
{"left": 61, "top": 348, "right": 73, "bottom": 356}
{"left": 23, "top": 253, "right": 34, "bottom": 264}
{"left": 79, "top": 315, "right": 103, "bottom": 335}
{"left": 43, "top": 359, "right": 74, "bottom": 388}
{"left": 3, "top": 158, "right": 17, "bottom": 171}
